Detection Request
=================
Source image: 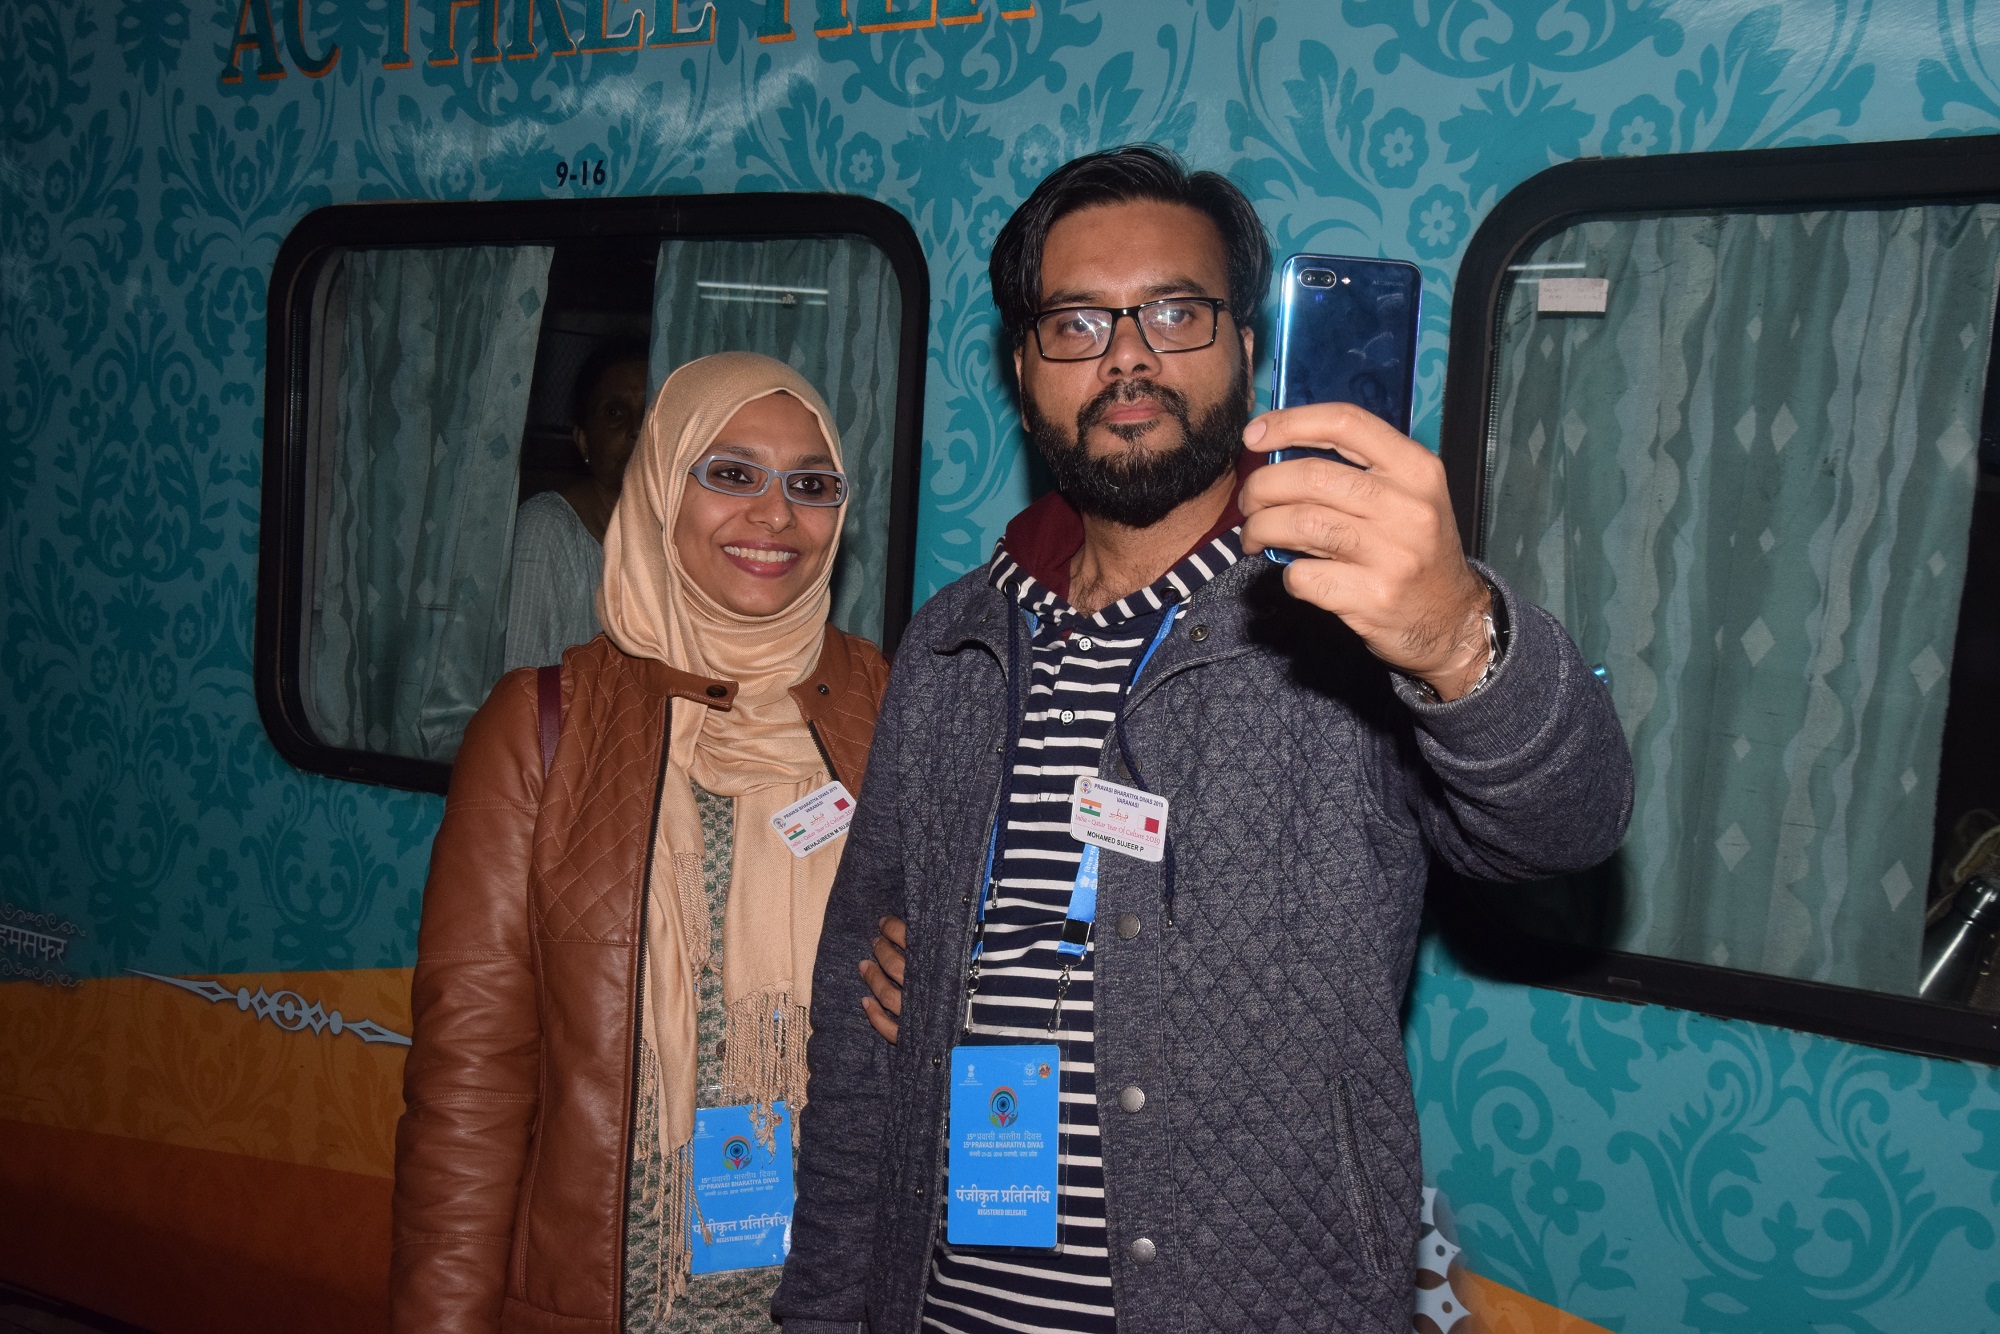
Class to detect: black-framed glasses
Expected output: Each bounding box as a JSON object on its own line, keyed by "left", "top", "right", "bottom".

{"left": 687, "top": 454, "right": 848, "bottom": 506}
{"left": 1030, "top": 296, "right": 1230, "bottom": 361}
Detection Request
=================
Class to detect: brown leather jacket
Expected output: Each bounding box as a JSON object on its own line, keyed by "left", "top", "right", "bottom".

{"left": 391, "top": 628, "right": 888, "bottom": 1334}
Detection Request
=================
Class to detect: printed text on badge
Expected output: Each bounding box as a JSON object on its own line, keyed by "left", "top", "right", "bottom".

{"left": 769, "top": 781, "right": 856, "bottom": 858}
{"left": 1069, "top": 775, "right": 1167, "bottom": 863}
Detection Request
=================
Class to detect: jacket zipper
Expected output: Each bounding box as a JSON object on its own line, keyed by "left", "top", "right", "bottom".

{"left": 615, "top": 705, "right": 834, "bottom": 1315}
{"left": 909, "top": 614, "right": 1025, "bottom": 1332}
{"left": 910, "top": 783, "right": 1008, "bottom": 1332}
{"left": 616, "top": 705, "right": 676, "bottom": 1324}
{"left": 805, "top": 718, "right": 842, "bottom": 786}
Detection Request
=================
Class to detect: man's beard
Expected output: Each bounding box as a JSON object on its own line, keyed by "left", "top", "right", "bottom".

{"left": 1024, "top": 358, "right": 1250, "bottom": 529}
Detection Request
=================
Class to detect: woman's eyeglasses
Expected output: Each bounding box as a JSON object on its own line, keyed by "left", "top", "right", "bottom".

{"left": 687, "top": 454, "right": 848, "bottom": 507}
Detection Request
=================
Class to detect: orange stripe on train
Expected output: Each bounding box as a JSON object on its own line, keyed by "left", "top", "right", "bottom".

{"left": 0, "top": 968, "right": 412, "bottom": 1180}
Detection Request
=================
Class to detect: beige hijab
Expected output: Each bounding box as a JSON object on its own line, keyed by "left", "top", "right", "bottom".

{"left": 596, "top": 352, "right": 844, "bottom": 1282}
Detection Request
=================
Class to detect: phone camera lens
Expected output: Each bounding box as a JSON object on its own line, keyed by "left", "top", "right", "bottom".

{"left": 1300, "top": 268, "right": 1336, "bottom": 289}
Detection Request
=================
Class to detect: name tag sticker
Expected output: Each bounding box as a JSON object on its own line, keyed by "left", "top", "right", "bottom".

{"left": 688, "top": 1102, "right": 795, "bottom": 1274}
{"left": 769, "top": 781, "right": 856, "bottom": 859}
{"left": 947, "top": 1044, "right": 1060, "bottom": 1250}
{"left": 1069, "top": 776, "right": 1167, "bottom": 863}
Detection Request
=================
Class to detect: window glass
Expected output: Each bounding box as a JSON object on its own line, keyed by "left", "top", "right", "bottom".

{"left": 1482, "top": 204, "right": 2000, "bottom": 1005}
{"left": 287, "top": 227, "right": 910, "bottom": 775}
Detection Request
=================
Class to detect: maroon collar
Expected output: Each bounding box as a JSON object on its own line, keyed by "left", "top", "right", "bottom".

{"left": 999, "top": 451, "right": 1257, "bottom": 603}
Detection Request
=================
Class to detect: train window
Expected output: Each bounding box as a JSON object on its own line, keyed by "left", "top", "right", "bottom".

{"left": 256, "top": 198, "right": 927, "bottom": 794}
{"left": 1440, "top": 138, "right": 2000, "bottom": 1062}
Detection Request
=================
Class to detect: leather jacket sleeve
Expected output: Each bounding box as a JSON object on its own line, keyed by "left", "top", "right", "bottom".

{"left": 391, "top": 668, "right": 546, "bottom": 1333}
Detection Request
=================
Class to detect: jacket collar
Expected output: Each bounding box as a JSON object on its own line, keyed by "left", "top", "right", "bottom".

{"left": 926, "top": 576, "right": 1021, "bottom": 665}
{"left": 997, "top": 451, "right": 1259, "bottom": 604}
{"left": 618, "top": 624, "right": 856, "bottom": 718}
{"left": 591, "top": 627, "right": 882, "bottom": 789}
{"left": 1119, "top": 553, "right": 1281, "bottom": 709}
{"left": 925, "top": 536, "right": 1282, "bottom": 679}
{"left": 624, "top": 652, "right": 737, "bottom": 709}
{"left": 789, "top": 625, "right": 859, "bottom": 725}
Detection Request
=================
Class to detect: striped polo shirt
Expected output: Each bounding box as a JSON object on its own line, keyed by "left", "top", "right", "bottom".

{"left": 919, "top": 527, "right": 1245, "bottom": 1334}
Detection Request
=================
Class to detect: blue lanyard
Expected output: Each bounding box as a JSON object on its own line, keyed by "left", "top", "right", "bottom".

{"left": 1055, "top": 606, "right": 1180, "bottom": 957}
{"left": 969, "top": 602, "right": 1183, "bottom": 983}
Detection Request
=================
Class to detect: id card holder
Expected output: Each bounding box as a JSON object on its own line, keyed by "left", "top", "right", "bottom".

{"left": 945, "top": 1042, "right": 1061, "bottom": 1250}
{"left": 1071, "top": 775, "right": 1167, "bottom": 862}
{"left": 687, "top": 1102, "right": 795, "bottom": 1273}
{"left": 769, "top": 780, "right": 856, "bottom": 858}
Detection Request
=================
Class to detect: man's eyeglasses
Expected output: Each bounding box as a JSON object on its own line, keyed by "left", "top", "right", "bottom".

{"left": 1030, "top": 297, "right": 1231, "bottom": 362}
{"left": 686, "top": 454, "right": 848, "bottom": 507}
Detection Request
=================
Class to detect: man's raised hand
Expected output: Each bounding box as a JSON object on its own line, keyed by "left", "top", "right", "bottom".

{"left": 1238, "top": 403, "right": 1493, "bottom": 702}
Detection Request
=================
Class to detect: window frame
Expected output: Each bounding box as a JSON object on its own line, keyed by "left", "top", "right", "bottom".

{"left": 255, "top": 194, "right": 930, "bottom": 795}
{"left": 1436, "top": 135, "right": 2000, "bottom": 1064}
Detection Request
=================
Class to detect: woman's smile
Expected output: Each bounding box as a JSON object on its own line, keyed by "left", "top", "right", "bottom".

{"left": 721, "top": 542, "right": 802, "bottom": 575}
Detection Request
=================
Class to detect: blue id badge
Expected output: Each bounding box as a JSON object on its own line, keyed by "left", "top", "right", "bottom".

{"left": 946, "top": 1044, "right": 1061, "bottom": 1250}
{"left": 687, "top": 1102, "right": 795, "bottom": 1273}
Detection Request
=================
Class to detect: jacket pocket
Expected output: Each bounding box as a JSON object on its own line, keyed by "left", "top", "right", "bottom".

{"left": 1331, "top": 1071, "right": 1391, "bottom": 1280}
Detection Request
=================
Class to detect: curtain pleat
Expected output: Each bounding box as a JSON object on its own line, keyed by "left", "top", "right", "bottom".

{"left": 1485, "top": 205, "right": 2000, "bottom": 993}
{"left": 307, "top": 244, "right": 553, "bottom": 762}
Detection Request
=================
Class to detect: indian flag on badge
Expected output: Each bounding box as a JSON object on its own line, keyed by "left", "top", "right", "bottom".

{"left": 783, "top": 823, "right": 806, "bottom": 841}
{"left": 1079, "top": 798, "right": 1102, "bottom": 819}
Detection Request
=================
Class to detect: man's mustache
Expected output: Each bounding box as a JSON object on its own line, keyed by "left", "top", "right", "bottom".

{"left": 1075, "top": 379, "right": 1190, "bottom": 436}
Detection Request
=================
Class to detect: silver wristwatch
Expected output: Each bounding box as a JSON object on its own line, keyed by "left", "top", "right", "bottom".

{"left": 1404, "top": 582, "right": 1507, "bottom": 704}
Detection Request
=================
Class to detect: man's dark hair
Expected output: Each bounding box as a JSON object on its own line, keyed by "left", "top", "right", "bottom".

{"left": 570, "top": 338, "right": 650, "bottom": 425}
{"left": 989, "top": 143, "right": 1271, "bottom": 350}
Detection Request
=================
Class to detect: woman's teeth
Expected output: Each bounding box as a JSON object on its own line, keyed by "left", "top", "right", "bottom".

{"left": 723, "top": 545, "right": 797, "bottom": 563}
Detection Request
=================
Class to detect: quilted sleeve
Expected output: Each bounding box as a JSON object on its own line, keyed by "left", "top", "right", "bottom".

{"left": 1394, "top": 568, "right": 1634, "bottom": 881}
{"left": 390, "top": 669, "right": 545, "bottom": 1334}
{"left": 775, "top": 646, "right": 907, "bottom": 1329}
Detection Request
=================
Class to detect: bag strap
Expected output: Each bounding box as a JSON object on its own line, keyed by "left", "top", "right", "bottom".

{"left": 536, "top": 665, "right": 561, "bottom": 777}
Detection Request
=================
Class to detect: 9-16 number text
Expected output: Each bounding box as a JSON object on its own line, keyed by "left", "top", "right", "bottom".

{"left": 555, "top": 158, "right": 607, "bottom": 188}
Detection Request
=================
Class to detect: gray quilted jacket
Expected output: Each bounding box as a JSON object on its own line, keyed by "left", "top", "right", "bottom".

{"left": 775, "top": 556, "right": 1632, "bottom": 1333}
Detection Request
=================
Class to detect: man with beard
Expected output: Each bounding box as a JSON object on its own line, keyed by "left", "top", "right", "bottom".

{"left": 774, "top": 146, "right": 1631, "bottom": 1333}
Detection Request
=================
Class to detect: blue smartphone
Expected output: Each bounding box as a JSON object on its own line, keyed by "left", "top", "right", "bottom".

{"left": 1265, "top": 252, "right": 1422, "bottom": 563}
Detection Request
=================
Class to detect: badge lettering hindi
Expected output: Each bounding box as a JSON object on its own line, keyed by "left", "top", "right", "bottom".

{"left": 1068, "top": 775, "right": 1168, "bottom": 863}
{"left": 688, "top": 1102, "right": 796, "bottom": 1273}
{"left": 946, "top": 1044, "right": 1061, "bottom": 1250}
{"left": 767, "top": 780, "right": 857, "bottom": 859}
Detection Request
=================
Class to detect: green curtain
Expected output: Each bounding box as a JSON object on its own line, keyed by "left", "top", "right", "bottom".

{"left": 307, "top": 245, "right": 553, "bottom": 762}
{"left": 650, "top": 237, "right": 902, "bottom": 648}
{"left": 1485, "top": 205, "right": 2000, "bottom": 994}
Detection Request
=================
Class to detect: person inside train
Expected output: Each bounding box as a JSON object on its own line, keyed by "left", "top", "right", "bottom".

{"left": 503, "top": 338, "right": 650, "bottom": 671}
{"left": 393, "top": 351, "right": 889, "bottom": 1333}
{"left": 775, "top": 145, "right": 1631, "bottom": 1332}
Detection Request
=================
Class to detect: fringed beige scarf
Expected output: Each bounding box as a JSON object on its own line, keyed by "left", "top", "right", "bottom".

{"left": 596, "top": 351, "right": 846, "bottom": 1309}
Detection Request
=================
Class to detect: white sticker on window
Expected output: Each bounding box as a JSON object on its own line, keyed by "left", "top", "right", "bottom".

{"left": 1537, "top": 277, "right": 1609, "bottom": 314}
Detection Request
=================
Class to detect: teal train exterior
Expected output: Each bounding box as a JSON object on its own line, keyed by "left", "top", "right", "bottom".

{"left": 3, "top": 2, "right": 1999, "bottom": 1330}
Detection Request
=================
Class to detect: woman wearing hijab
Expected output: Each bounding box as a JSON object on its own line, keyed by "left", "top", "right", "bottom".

{"left": 392, "top": 352, "right": 889, "bottom": 1334}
